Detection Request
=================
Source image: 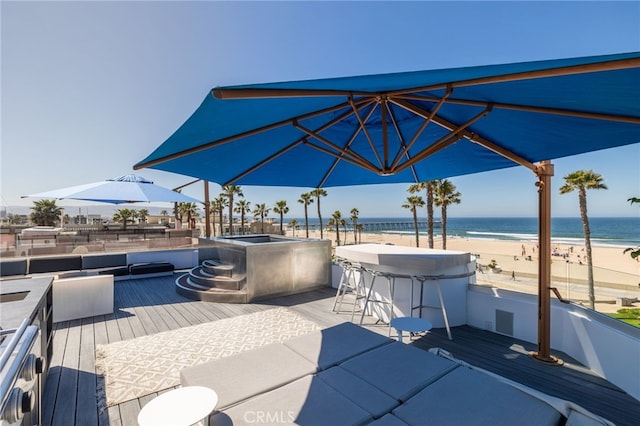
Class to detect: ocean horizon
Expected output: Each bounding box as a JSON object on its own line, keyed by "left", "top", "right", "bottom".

{"left": 289, "top": 216, "right": 640, "bottom": 248}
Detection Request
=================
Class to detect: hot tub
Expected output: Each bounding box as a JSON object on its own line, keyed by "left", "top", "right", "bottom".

{"left": 194, "top": 235, "right": 332, "bottom": 302}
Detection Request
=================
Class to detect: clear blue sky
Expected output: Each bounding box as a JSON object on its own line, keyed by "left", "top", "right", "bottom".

{"left": 2, "top": 1, "right": 639, "bottom": 219}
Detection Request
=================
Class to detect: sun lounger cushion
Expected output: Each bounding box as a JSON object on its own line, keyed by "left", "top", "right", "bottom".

{"left": 179, "top": 343, "right": 317, "bottom": 409}
{"left": 283, "top": 321, "right": 393, "bottom": 370}
{"left": 128, "top": 262, "right": 174, "bottom": 275}
{"left": 0, "top": 258, "right": 27, "bottom": 277}
{"left": 339, "top": 342, "right": 458, "bottom": 402}
{"left": 317, "top": 367, "right": 398, "bottom": 419}
{"left": 81, "top": 253, "right": 127, "bottom": 269}
{"left": 28, "top": 255, "right": 82, "bottom": 274}
{"left": 392, "top": 366, "right": 563, "bottom": 426}
{"left": 211, "top": 375, "right": 374, "bottom": 426}
{"left": 366, "top": 413, "right": 411, "bottom": 426}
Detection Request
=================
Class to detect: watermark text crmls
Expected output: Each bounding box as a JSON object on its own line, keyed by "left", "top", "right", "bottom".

{"left": 243, "top": 410, "right": 295, "bottom": 424}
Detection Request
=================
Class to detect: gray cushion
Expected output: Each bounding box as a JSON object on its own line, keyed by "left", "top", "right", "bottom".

{"left": 283, "top": 321, "right": 392, "bottom": 370}
{"left": 81, "top": 253, "right": 127, "bottom": 269}
{"left": 0, "top": 258, "right": 27, "bottom": 277}
{"left": 212, "top": 375, "right": 373, "bottom": 426}
{"left": 317, "top": 367, "right": 398, "bottom": 419}
{"left": 392, "top": 367, "right": 563, "bottom": 426}
{"left": 180, "top": 343, "right": 317, "bottom": 409}
{"left": 340, "top": 342, "right": 458, "bottom": 402}
{"left": 28, "top": 255, "right": 82, "bottom": 274}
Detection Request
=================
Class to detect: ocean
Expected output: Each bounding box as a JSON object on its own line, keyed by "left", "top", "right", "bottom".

{"left": 291, "top": 217, "right": 640, "bottom": 248}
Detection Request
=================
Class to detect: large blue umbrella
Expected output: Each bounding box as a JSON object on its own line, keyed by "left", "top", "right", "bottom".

{"left": 23, "top": 174, "right": 201, "bottom": 204}
{"left": 134, "top": 52, "right": 640, "bottom": 363}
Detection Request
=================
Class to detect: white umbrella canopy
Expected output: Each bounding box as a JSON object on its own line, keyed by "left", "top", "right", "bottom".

{"left": 23, "top": 174, "right": 201, "bottom": 204}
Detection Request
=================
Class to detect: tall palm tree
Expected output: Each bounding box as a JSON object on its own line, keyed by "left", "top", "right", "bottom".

{"left": 408, "top": 181, "right": 437, "bottom": 248}
{"left": 137, "top": 209, "right": 149, "bottom": 224}
{"left": 213, "top": 195, "right": 227, "bottom": 236}
{"left": 234, "top": 199, "right": 251, "bottom": 235}
{"left": 222, "top": 185, "right": 243, "bottom": 235}
{"left": 29, "top": 200, "right": 63, "bottom": 226}
{"left": 356, "top": 223, "right": 364, "bottom": 244}
{"left": 179, "top": 203, "right": 199, "bottom": 229}
{"left": 559, "top": 170, "right": 607, "bottom": 310}
{"left": 273, "top": 200, "right": 289, "bottom": 235}
{"left": 434, "top": 179, "right": 461, "bottom": 250}
{"left": 310, "top": 188, "right": 327, "bottom": 239}
{"left": 298, "top": 192, "right": 314, "bottom": 238}
{"left": 253, "top": 203, "right": 270, "bottom": 233}
{"left": 350, "top": 208, "right": 359, "bottom": 244}
{"left": 402, "top": 195, "right": 425, "bottom": 247}
{"left": 328, "top": 210, "right": 343, "bottom": 246}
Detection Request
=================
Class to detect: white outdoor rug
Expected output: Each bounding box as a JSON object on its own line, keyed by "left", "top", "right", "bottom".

{"left": 95, "top": 307, "right": 321, "bottom": 408}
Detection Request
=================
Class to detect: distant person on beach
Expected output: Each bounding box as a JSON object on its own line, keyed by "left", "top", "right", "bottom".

{"left": 511, "top": 271, "right": 516, "bottom": 280}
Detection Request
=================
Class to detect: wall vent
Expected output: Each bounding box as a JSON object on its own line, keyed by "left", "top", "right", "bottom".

{"left": 495, "top": 309, "right": 514, "bottom": 336}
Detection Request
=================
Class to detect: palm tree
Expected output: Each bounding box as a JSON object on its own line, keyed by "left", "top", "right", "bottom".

{"left": 234, "top": 199, "right": 251, "bottom": 235}
{"left": 409, "top": 181, "right": 437, "bottom": 248}
{"left": 253, "top": 203, "right": 270, "bottom": 233}
{"left": 213, "top": 195, "right": 227, "bottom": 236}
{"left": 273, "top": 200, "right": 289, "bottom": 235}
{"left": 356, "top": 223, "right": 364, "bottom": 243}
{"left": 310, "top": 188, "right": 327, "bottom": 239}
{"left": 434, "top": 179, "right": 461, "bottom": 250}
{"left": 559, "top": 170, "right": 607, "bottom": 310}
{"left": 328, "top": 210, "right": 343, "bottom": 246}
{"left": 298, "top": 192, "right": 314, "bottom": 238}
{"left": 222, "top": 185, "right": 243, "bottom": 235}
{"left": 29, "top": 200, "right": 63, "bottom": 226}
{"left": 289, "top": 219, "right": 299, "bottom": 237}
{"left": 179, "top": 203, "right": 199, "bottom": 229}
{"left": 112, "top": 208, "right": 136, "bottom": 230}
{"left": 402, "top": 195, "right": 425, "bottom": 247}
{"left": 350, "top": 208, "right": 359, "bottom": 244}
{"left": 137, "top": 209, "right": 149, "bottom": 224}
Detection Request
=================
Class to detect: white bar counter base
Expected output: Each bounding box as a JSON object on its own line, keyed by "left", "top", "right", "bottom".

{"left": 335, "top": 244, "right": 474, "bottom": 327}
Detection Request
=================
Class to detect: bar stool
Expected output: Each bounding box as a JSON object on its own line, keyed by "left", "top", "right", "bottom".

{"left": 358, "top": 268, "right": 413, "bottom": 336}
{"left": 332, "top": 259, "right": 368, "bottom": 321}
{"left": 413, "top": 274, "right": 452, "bottom": 340}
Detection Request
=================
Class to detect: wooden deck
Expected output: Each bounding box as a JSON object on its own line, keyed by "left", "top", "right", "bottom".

{"left": 42, "top": 274, "right": 640, "bottom": 426}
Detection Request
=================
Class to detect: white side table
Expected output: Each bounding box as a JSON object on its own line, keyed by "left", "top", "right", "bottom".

{"left": 138, "top": 386, "right": 218, "bottom": 426}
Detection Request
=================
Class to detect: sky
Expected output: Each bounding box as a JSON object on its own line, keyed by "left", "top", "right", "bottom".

{"left": 2, "top": 1, "right": 639, "bottom": 220}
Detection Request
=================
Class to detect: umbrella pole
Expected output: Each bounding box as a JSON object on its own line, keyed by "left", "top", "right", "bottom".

{"left": 532, "top": 161, "right": 562, "bottom": 364}
{"left": 204, "top": 181, "right": 211, "bottom": 238}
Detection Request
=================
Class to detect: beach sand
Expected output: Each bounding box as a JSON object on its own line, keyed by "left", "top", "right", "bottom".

{"left": 292, "top": 228, "right": 640, "bottom": 313}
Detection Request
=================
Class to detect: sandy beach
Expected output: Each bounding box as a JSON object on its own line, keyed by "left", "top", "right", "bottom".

{"left": 293, "top": 228, "right": 640, "bottom": 313}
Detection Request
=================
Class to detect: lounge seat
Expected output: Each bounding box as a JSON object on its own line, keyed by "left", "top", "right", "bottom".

{"left": 180, "top": 343, "right": 317, "bottom": 409}
{"left": 129, "top": 262, "right": 174, "bottom": 276}
{"left": 339, "top": 342, "right": 458, "bottom": 402}
{"left": 392, "top": 366, "right": 563, "bottom": 426}
{"left": 211, "top": 375, "right": 374, "bottom": 426}
{"left": 283, "top": 321, "right": 392, "bottom": 370}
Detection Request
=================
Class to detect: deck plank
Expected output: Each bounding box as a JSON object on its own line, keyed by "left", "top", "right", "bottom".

{"left": 42, "top": 274, "right": 640, "bottom": 426}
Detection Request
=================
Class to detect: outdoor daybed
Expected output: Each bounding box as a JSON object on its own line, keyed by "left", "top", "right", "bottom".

{"left": 181, "top": 322, "right": 611, "bottom": 425}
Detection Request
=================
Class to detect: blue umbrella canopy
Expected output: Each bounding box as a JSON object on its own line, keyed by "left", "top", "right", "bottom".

{"left": 24, "top": 174, "right": 201, "bottom": 204}
{"left": 135, "top": 51, "right": 640, "bottom": 187}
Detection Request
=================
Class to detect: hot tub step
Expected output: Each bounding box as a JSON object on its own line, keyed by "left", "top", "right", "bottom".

{"left": 175, "top": 274, "right": 248, "bottom": 303}
{"left": 189, "top": 267, "right": 244, "bottom": 290}
{"left": 201, "top": 260, "right": 234, "bottom": 277}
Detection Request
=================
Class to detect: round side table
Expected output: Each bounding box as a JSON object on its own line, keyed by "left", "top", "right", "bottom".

{"left": 390, "top": 317, "right": 432, "bottom": 343}
{"left": 138, "top": 386, "right": 218, "bottom": 426}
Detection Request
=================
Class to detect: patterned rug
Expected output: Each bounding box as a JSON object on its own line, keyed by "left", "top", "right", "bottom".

{"left": 95, "top": 307, "right": 321, "bottom": 408}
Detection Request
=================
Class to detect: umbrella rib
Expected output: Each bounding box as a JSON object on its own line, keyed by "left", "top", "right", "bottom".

{"left": 134, "top": 98, "right": 369, "bottom": 170}
{"left": 303, "top": 140, "right": 381, "bottom": 174}
{"left": 349, "top": 97, "right": 384, "bottom": 169}
{"left": 317, "top": 100, "right": 382, "bottom": 187}
{"left": 381, "top": 97, "right": 389, "bottom": 169}
{"left": 388, "top": 86, "right": 453, "bottom": 170}
{"left": 385, "top": 102, "right": 419, "bottom": 182}
{"left": 393, "top": 105, "right": 494, "bottom": 174}
{"left": 294, "top": 122, "right": 379, "bottom": 170}
{"left": 397, "top": 94, "right": 640, "bottom": 124}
